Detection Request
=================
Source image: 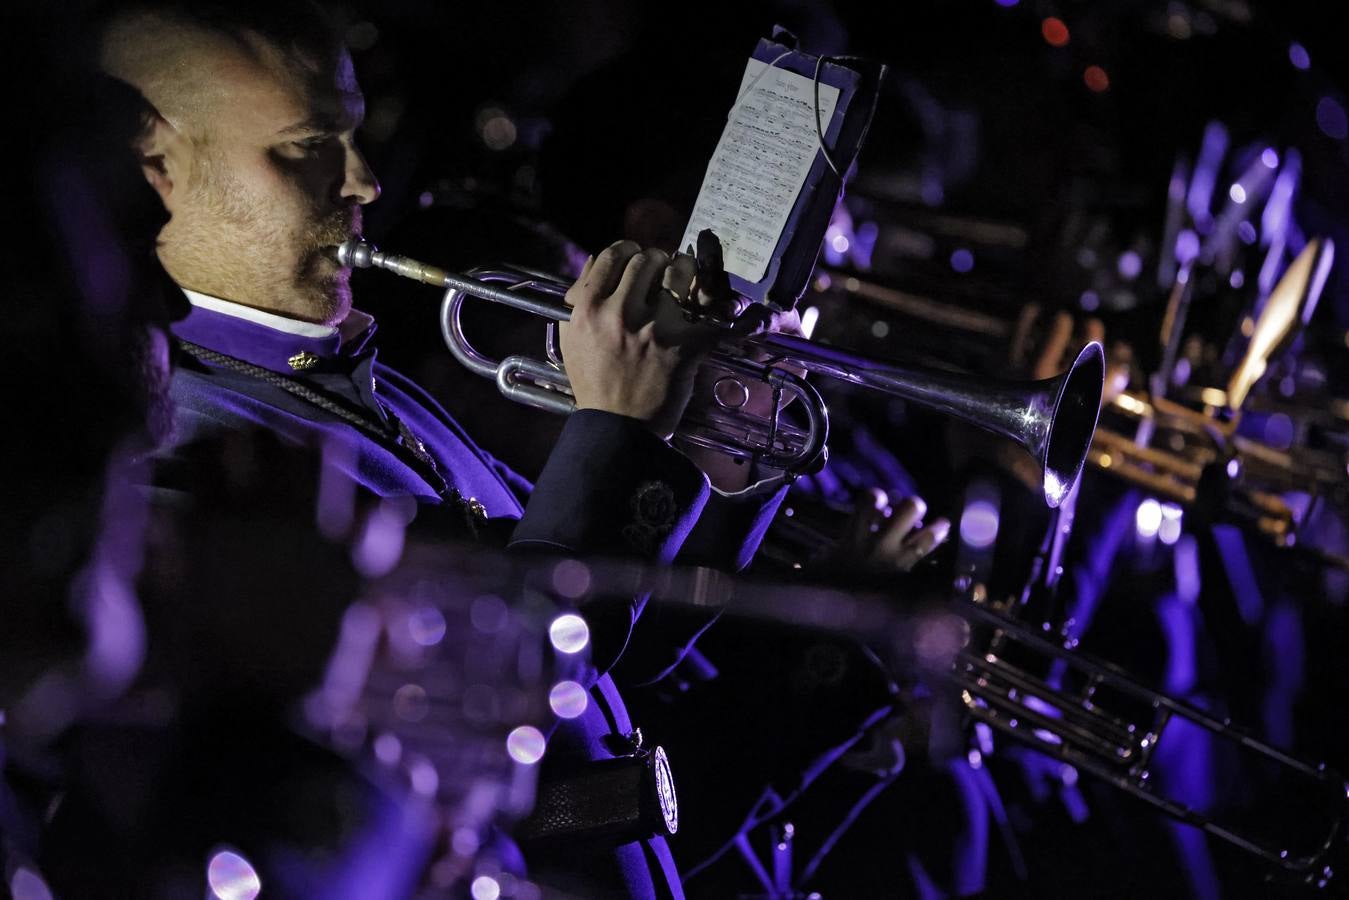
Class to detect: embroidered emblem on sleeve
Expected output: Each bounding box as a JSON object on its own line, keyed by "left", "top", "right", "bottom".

{"left": 622, "top": 480, "right": 677, "bottom": 553}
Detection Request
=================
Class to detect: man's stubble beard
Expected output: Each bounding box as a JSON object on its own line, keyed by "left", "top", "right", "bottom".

{"left": 301, "top": 204, "right": 362, "bottom": 324}
{"left": 164, "top": 148, "right": 357, "bottom": 324}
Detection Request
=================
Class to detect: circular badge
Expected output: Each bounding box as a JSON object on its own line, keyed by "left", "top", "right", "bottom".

{"left": 652, "top": 746, "right": 678, "bottom": 835}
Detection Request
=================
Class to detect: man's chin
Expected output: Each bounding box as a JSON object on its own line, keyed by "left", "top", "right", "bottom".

{"left": 297, "top": 248, "right": 354, "bottom": 321}
{"left": 304, "top": 277, "right": 352, "bottom": 327}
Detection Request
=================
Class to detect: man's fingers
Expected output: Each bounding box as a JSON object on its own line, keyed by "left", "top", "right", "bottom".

{"left": 723, "top": 304, "right": 769, "bottom": 339}
{"left": 697, "top": 291, "right": 742, "bottom": 321}
{"left": 841, "top": 488, "right": 890, "bottom": 559}
{"left": 663, "top": 253, "right": 697, "bottom": 302}
{"left": 875, "top": 496, "right": 926, "bottom": 559}
{"left": 570, "top": 240, "right": 640, "bottom": 312}
{"left": 665, "top": 251, "right": 739, "bottom": 321}
{"left": 895, "top": 518, "right": 951, "bottom": 571}
{"left": 690, "top": 228, "right": 735, "bottom": 317}
{"left": 613, "top": 247, "right": 669, "bottom": 329}
{"left": 692, "top": 262, "right": 739, "bottom": 319}
{"left": 770, "top": 308, "right": 805, "bottom": 338}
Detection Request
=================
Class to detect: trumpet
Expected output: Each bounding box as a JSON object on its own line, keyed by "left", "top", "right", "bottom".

{"left": 338, "top": 239, "right": 1105, "bottom": 509}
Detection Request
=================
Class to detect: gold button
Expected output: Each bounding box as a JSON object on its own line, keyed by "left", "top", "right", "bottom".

{"left": 288, "top": 351, "right": 320, "bottom": 371}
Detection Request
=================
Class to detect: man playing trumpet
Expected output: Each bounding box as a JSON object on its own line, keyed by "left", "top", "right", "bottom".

{"left": 96, "top": 1, "right": 947, "bottom": 895}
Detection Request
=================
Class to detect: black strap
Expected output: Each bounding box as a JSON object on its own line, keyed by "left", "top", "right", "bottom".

{"left": 176, "top": 340, "right": 454, "bottom": 502}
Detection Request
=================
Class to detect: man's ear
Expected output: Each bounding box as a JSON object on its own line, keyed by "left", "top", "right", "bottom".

{"left": 136, "top": 113, "right": 190, "bottom": 207}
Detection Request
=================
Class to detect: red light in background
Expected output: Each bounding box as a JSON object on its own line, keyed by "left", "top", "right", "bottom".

{"left": 1084, "top": 65, "right": 1110, "bottom": 92}
{"left": 1042, "top": 17, "right": 1070, "bottom": 47}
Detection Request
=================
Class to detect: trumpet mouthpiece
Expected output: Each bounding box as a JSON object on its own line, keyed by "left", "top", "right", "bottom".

{"left": 337, "top": 238, "right": 376, "bottom": 269}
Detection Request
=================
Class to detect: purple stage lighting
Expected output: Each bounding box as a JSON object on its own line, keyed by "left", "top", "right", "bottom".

{"left": 506, "top": 725, "right": 547, "bottom": 765}
{"left": 548, "top": 613, "right": 590, "bottom": 654}
{"left": 1136, "top": 498, "right": 1163, "bottom": 538}
{"left": 959, "top": 500, "right": 1000, "bottom": 550}
{"left": 1316, "top": 97, "right": 1348, "bottom": 140}
{"left": 207, "top": 849, "right": 262, "bottom": 900}
{"left": 1289, "top": 42, "right": 1311, "bottom": 71}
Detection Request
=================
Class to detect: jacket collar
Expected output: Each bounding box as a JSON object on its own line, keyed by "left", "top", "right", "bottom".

{"left": 171, "top": 289, "right": 377, "bottom": 373}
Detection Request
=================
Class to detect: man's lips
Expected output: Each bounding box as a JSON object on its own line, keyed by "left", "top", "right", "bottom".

{"left": 319, "top": 231, "right": 361, "bottom": 267}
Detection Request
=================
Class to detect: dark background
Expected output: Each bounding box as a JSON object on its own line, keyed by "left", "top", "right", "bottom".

{"left": 337, "top": 0, "right": 1349, "bottom": 250}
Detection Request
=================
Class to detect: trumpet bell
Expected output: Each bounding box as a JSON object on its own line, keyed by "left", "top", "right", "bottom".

{"left": 752, "top": 333, "right": 1106, "bottom": 507}
{"left": 1038, "top": 342, "right": 1107, "bottom": 507}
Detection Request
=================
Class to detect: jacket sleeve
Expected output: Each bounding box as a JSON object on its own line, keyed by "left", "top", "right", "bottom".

{"left": 510, "top": 410, "right": 794, "bottom": 681}
{"left": 509, "top": 410, "right": 711, "bottom": 562}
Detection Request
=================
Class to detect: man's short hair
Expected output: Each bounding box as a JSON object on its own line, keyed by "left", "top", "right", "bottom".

{"left": 97, "top": 0, "right": 346, "bottom": 137}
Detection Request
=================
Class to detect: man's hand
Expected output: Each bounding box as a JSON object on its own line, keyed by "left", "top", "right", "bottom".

{"left": 560, "top": 241, "right": 721, "bottom": 438}
{"left": 828, "top": 488, "right": 951, "bottom": 575}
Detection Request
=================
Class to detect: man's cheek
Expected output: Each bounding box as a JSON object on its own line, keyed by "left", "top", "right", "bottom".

{"left": 268, "top": 155, "right": 336, "bottom": 208}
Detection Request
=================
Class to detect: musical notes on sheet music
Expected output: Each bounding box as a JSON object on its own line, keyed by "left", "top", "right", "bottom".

{"left": 680, "top": 58, "right": 840, "bottom": 284}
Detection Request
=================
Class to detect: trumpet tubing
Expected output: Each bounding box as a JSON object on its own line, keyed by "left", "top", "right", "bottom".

{"left": 338, "top": 238, "right": 1105, "bottom": 508}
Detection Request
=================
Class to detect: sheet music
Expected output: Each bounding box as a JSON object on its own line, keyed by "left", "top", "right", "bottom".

{"left": 680, "top": 58, "right": 840, "bottom": 284}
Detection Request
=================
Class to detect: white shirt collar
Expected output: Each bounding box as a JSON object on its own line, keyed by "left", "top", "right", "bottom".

{"left": 181, "top": 288, "right": 375, "bottom": 345}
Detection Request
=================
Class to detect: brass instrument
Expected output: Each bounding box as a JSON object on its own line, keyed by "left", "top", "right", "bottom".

{"left": 1086, "top": 238, "right": 1341, "bottom": 547}
{"left": 338, "top": 238, "right": 1105, "bottom": 509}
{"left": 470, "top": 550, "right": 1348, "bottom": 885}
{"left": 785, "top": 240, "right": 1347, "bottom": 876}
{"left": 333, "top": 234, "right": 1345, "bottom": 881}
{"left": 810, "top": 239, "right": 1344, "bottom": 556}
{"left": 953, "top": 587, "right": 1346, "bottom": 884}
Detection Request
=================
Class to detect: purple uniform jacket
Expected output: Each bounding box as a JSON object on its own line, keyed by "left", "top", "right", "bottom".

{"left": 163, "top": 301, "right": 784, "bottom": 899}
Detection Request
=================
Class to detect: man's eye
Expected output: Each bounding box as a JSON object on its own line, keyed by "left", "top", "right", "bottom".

{"left": 287, "top": 136, "right": 332, "bottom": 155}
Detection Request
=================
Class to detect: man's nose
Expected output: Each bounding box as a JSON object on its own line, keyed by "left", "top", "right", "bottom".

{"left": 339, "top": 142, "right": 380, "bottom": 206}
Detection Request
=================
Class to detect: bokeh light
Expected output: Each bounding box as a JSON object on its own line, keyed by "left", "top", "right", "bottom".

{"left": 207, "top": 850, "right": 262, "bottom": 900}
{"left": 1136, "top": 498, "right": 1162, "bottom": 538}
{"left": 549, "top": 680, "right": 589, "bottom": 719}
{"left": 1289, "top": 42, "right": 1311, "bottom": 71}
{"left": 471, "top": 875, "right": 502, "bottom": 900}
{"left": 548, "top": 613, "right": 590, "bottom": 654}
{"left": 9, "top": 869, "right": 54, "bottom": 900}
{"left": 959, "top": 500, "right": 1000, "bottom": 550}
{"left": 1316, "top": 96, "right": 1348, "bottom": 140}
{"left": 551, "top": 559, "right": 592, "bottom": 600}
{"left": 1159, "top": 504, "right": 1183, "bottom": 546}
{"left": 407, "top": 605, "right": 446, "bottom": 647}
{"left": 506, "top": 725, "right": 547, "bottom": 765}
{"left": 1042, "top": 17, "right": 1070, "bottom": 47}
